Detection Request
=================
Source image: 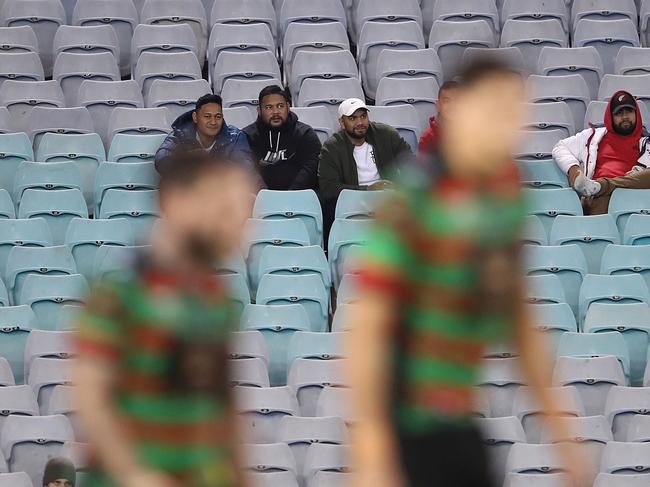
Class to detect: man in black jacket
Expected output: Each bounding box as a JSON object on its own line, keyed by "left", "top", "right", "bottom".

{"left": 243, "top": 85, "right": 321, "bottom": 190}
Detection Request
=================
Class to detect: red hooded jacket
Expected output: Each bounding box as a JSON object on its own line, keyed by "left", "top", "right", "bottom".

{"left": 593, "top": 90, "right": 644, "bottom": 179}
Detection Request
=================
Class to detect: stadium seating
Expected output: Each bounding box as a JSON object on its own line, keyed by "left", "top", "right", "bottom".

{"left": 527, "top": 74, "right": 591, "bottom": 133}
{"left": 146, "top": 79, "right": 212, "bottom": 122}
{"left": 97, "top": 189, "right": 159, "bottom": 243}
{"left": 0, "top": 80, "right": 64, "bottom": 133}
{"left": 0, "top": 133, "right": 34, "bottom": 194}
{"left": 133, "top": 23, "right": 199, "bottom": 75}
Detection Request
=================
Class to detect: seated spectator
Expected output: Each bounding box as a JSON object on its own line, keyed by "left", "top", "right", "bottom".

{"left": 318, "top": 98, "right": 412, "bottom": 204}
{"left": 418, "top": 80, "right": 459, "bottom": 157}
{"left": 243, "top": 85, "right": 321, "bottom": 190}
{"left": 154, "top": 94, "right": 253, "bottom": 173}
{"left": 552, "top": 90, "right": 650, "bottom": 213}
{"left": 43, "top": 458, "right": 76, "bottom": 487}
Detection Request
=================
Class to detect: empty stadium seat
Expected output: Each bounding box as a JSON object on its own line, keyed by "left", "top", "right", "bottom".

{"left": 0, "top": 107, "right": 13, "bottom": 134}
{"left": 0, "top": 81, "right": 64, "bottom": 134}
{"left": 624, "top": 214, "right": 650, "bottom": 245}
{"left": 98, "top": 189, "right": 159, "bottom": 243}
{"left": 604, "top": 386, "right": 650, "bottom": 441}
{"left": 286, "top": 332, "right": 345, "bottom": 367}
{"left": 501, "top": 0, "right": 569, "bottom": 32}
{"left": 290, "top": 107, "right": 335, "bottom": 143}
{"left": 517, "top": 161, "right": 568, "bottom": 189}
{"left": 27, "top": 357, "right": 74, "bottom": 413}
{"left": 135, "top": 51, "right": 202, "bottom": 99}
{"left": 24, "top": 330, "right": 74, "bottom": 383}
{"left": 53, "top": 24, "right": 120, "bottom": 64}
{"left": 0, "top": 25, "right": 38, "bottom": 55}
{"left": 53, "top": 52, "right": 120, "bottom": 107}
{"left": 107, "top": 107, "right": 171, "bottom": 143}
{"left": 609, "top": 189, "right": 650, "bottom": 236}
{"left": 328, "top": 219, "right": 372, "bottom": 290}
{"left": 573, "top": 19, "right": 640, "bottom": 74}
{"left": 525, "top": 274, "right": 566, "bottom": 306}
{"left": 229, "top": 358, "right": 270, "bottom": 388}
{"left": 242, "top": 442, "right": 296, "bottom": 474}
{"left": 72, "top": 0, "right": 138, "bottom": 77}
{"left": 376, "top": 47, "right": 443, "bottom": 97}
{"left": 515, "top": 130, "right": 566, "bottom": 160}
{"left": 529, "top": 302, "right": 577, "bottom": 354}
{"left": 524, "top": 189, "right": 582, "bottom": 238}
{"left": 93, "top": 162, "right": 158, "bottom": 215}
{"left": 107, "top": 133, "right": 166, "bottom": 163}
{"left": 65, "top": 218, "right": 134, "bottom": 280}
{"left": 223, "top": 107, "right": 257, "bottom": 130}
{"left": 501, "top": 20, "right": 568, "bottom": 74}
{"left": 297, "top": 78, "right": 364, "bottom": 123}
{"left": 247, "top": 471, "right": 298, "bottom": 487}
{"left": 0, "top": 52, "right": 44, "bottom": 89}
{"left": 353, "top": 0, "right": 422, "bottom": 44}
{"left": 230, "top": 330, "right": 268, "bottom": 365}
{"left": 0, "top": 190, "right": 13, "bottom": 219}
{"left": 478, "top": 357, "right": 526, "bottom": 418}
{"left": 640, "top": 0, "right": 650, "bottom": 48}
{"left": 26, "top": 106, "right": 95, "bottom": 152}
{"left": 222, "top": 273, "right": 252, "bottom": 312}
{"left": 358, "top": 21, "right": 425, "bottom": 101}
{"left": 553, "top": 355, "right": 625, "bottom": 416}
{"left": 504, "top": 443, "right": 564, "bottom": 475}
{"left": 303, "top": 444, "right": 350, "bottom": 485}
{"left": 523, "top": 216, "right": 548, "bottom": 246}
{"left": 600, "top": 441, "right": 650, "bottom": 474}
{"left": 258, "top": 246, "right": 331, "bottom": 296}
{"left": 433, "top": 0, "right": 500, "bottom": 36}
{"left": 132, "top": 23, "right": 199, "bottom": 75}
{"left": 615, "top": 46, "right": 650, "bottom": 75}
{"left": 375, "top": 76, "right": 439, "bottom": 130}
{"left": 601, "top": 244, "right": 650, "bottom": 290}
{"left": 594, "top": 473, "right": 650, "bottom": 487}
{"left": 290, "top": 50, "right": 358, "bottom": 101}
{"left": 210, "top": 0, "right": 277, "bottom": 42}
{"left": 628, "top": 415, "right": 650, "bottom": 441}
{"left": 476, "top": 416, "right": 526, "bottom": 487}
{"left": 367, "top": 105, "right": 421, "bottom": 152}
{"left": 221, "top": 78, "right": 282, "bottom": 115}
{"left": 315, "top": 386, "right": 355, "bottom": 425}
{"left": 212, "top": 51, "right": 281, "bottom": 95}
{"left": 335, "top": 189, "right": 389, "bottom": 221}
{"left": 0, "top": 472, "right": 31, "bottom": 487}
{"left": 585, "top": 99, "right": 650, "bottom": 129}
{"left": 572, "top": 0, "right": 637, "bottom": 25}
{"left": 235, "top": 385, "right": 299, "bottom": 444}
{"left": 527, "top": 74, "right": 591, "bottom": 134}
{"left": 428, "top": 20, "right": 497, "bottom": 80}
{"left": 523, "top": 102, "right": 575, "bottom": 137}
{"left": 0, "top": 133, "right": 33, "bottom": 194}
{"left": 537, "top": 46, "right": 604, "bottom": 100}
{"left": 287, "top": 358, "right": 348, "bottom": 417}
{"left": 558, "top": 331, "right": 631, "bottom": 384}
{"left": 504, "top": 473, "right": 570, "bottom": 487}
{"left": 256, "top": 275, "right": 328, "bottom": 333}
{"left": 0, "top": 306, "right": 36, "bottom": 383}
{"left": 92, "top": 245, "right": 145, "bottom": 281}
{"left": 280, "top": 0, "right": 347, "bottom": 41}
{"left": 18, "top": 274, "right": 88, "bottom": 327}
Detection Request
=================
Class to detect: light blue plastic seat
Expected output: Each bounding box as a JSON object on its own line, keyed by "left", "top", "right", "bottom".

{"left": 0, "top": 219, "right": 53, "bottom": 282}
{"left": 529, "top": 303, "right": 577, "bottom": 355}
{"left": 107, "top": 133, "right": 167, "bottom": 163}
{"left": 220, "top": 273, "right": 251, "bottom": 316}
{"left": 601, "top": 244, "right": 650, "bottom": 289}
{"left": 0, "top": 133, "right": 33, "bottom": 194}
{"left": 18, "top": 273, "right": 88, "bottom": 331}
{"left": 52, "top": 304, "right": 83, "bottom": 331}
{"left": 522, "top": 215, "right": 547, "bottom": 246}
{"left": 579, "top": 274, "right": 650, "bottom": 328}
{"left": 550, "top": 214, "right": 620, "bottom": 274}
{"left": 35, "top": 133, "right": 106, "bottom": 213}
{"left": 0, "top": 190, "right": 14, "bottom": 219}
{"left": 215, "top": 253, "right": 248, "bottom": 285}
{"left": 524, "top": 188, "right": 582, "bottom": 238}
{"left": 585, "top": 302, "right": 650, "bottom": 387}
{"left": 65, "top": 218, "right": 134, "bottom": 281}
{"left": 335, "top": 189, "right": 391, "bottom": 220}
{"left": 98, "top": 189, "right": 159, "bottom": 244}
{"left": 241, "top": 304, "right": 311, "bottom": 386}
{"left": 557, "top": 331, "right": 630, "bottom": 384}
{"left": 515, "top": 129, "right": 565, "bottom": 161}
{"left": 243, "top": 219, "right": 311, "bottom": 296}
{"left": 609, "top": 189, "right": 650, "bottom": 236}
{"left": 524, "top": 274, "right": 566, "bottom": 305}
{"left": 336, "top": 274, "right": 359, "bottom": 307}
{"left": 256, "top": 275, "right": 328, "bottom": 333}
{"left": 287, "top": 358, "right": 349, "bottom": 417}
{"left": 234, "top": 386, "right": 299, "bottom": 444}
{"left": 604, "top": 387, "right": 650, "bottom": 442}
{"left": 0, "top": 306, "right": 36, "bottom": 384}
{"left": 253, "top": 190, "right": 323, "bottom": 247}
{"left": 258, "top": 246, "right": 330, "bottom": 294}
{"left": 624, "top": 214, "right": 650, "bottom": 245}
{"left": 331, "top": 303, "right": 356, "bottom": 332}
{"left": 18, "top": 189, "right": 89, "bottom": 245}
{"left": 93, "top": 162, "right": 158, "bottom": 215}
{"left": 5, "top": 245, "right": 76, "bottom": 306}
{"left": 286, "top": 331, "right": 346, "bottom": 371}
{"left": 92, "top": 245, "right": 146, "bottom": 281}
{"left": 516, "top": 160, "right": 568, "bottom": 189}
{"left": 328, "top": 219, "right": 373, "bottom": 289}
{"left": 12, "top": 162, "right": 83, "bottom": 209}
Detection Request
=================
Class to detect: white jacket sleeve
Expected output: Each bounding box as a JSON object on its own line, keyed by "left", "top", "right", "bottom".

{"left": 636, "top": 137, "right": 650, "bottom": 170}
{"left": 552, "top": 129, "right": 590, "bottom": 175}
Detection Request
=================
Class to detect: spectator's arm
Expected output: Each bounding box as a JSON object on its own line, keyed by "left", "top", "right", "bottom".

{"left": 552, "top": 130, "right": 589, "bottom": 175}
{"left": 288, "top": 128, "right": 321, "bottom": 190}
{"left": 318, "top": 142, "right": 364, "bottom": 202}
{"left": 153, "top": 132, "right": 179, "bottom": 173}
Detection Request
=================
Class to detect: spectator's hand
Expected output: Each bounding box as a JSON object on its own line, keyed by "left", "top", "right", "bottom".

{"left": 369, "top": 180, "right": 393, "bottom": 191}
{"left": 121, "top": 469, "right": 180, "bottom": 487}
{"left": 572, "top": 171, "right": 601, "bottom": 197}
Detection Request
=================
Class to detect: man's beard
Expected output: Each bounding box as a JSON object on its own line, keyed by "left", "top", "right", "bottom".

{"left": 345, "top": 127, "right": 367, "bottom": 140}
{"left": 615, "top": 122, "right": 636, "bottom": 136}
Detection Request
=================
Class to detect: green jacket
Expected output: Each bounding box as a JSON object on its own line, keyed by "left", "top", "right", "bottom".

{"left": 318, "top": 122, "right": 412, "bottom": 201}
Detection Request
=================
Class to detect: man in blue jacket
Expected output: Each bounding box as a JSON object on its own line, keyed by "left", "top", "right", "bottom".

{"left": 155, "top": 93, "right": 254, "bottom": 174}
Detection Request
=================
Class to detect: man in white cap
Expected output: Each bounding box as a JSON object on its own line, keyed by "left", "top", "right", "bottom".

{"left": 318, "top": 98, "right": 412, "bottom": 224}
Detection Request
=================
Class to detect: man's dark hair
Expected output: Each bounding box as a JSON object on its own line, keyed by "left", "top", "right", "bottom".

{"left": 195, "top": 93, "right": 223, "bottom": 112}
{"left": 158, "top": 148, "right": 233, "bottom": 194}
{"left": 458, "top": 59, "right": 522, "bottom": 88}
{"left": 258, "top": 85, "right": 291, "bottom": 106}
{"left": 439, "top": 80, "right": 460, "bottom": 93}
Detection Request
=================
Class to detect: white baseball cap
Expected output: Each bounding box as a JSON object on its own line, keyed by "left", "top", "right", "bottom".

{"left": 338, "top": 98, "right": 369, "bottom": 118}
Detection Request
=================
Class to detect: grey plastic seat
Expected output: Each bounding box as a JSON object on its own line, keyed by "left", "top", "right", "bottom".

{"left": 53, "top": 52, "right": 120, "bottom": 107}
{"left": 628, "top": 415, "right": 650, "bottom": 441}
{"left": 146, "top": 79, "right": 211, "bottom": 122}
{"left": 53, "top": 24, "right": 120, "bottom": 61}
{"left": 515, "top": 130, "right": 565, "bottom": 160}
{"left": 641, "top": 0, "right": 650, "bottom": 48}
{"left": 0, "top": 0, "right": 66, "bottom": 77}
{"left": 221, "top": 78, "right": 282, "bottom": 115}
{"left": 501, "top": 0, "right": 569, "bottom": 32}
{"left": 527, "top": 74, "right": 591, "bottom": 131}
{"left": 287, "top": 359, "right": 349, "bottom": 417}
{"left": 18, "top": 189, "right": 89, "bottom": 245}
{"left": 210, "top": 0, "right": 277, "bottom": 42}
{"left": 134, "top": 51, "right": 202, "bottom": 99}
{"left": 314, "top": 385, "right": 355, "bottom": 425}
{"left": 279, "top": 0, "right": 347, "bottom": 41}
{"left": 0, "top": 52, "right": 44, "bottom": 89}
{"left": 132, "top": 23, "right": 198, "bottom": 76}
{"left": 375, "top": 76, "right": 439, "bottom": 131}
{"left": 505, "top": 443, "right": 564, "bottom": 475}
{"left": 0, "top": 25, "right": 39, "bottom": 54}
{"left": 303, "top": 444, "right": 350, "bottom": 485}
{"left": 353, "top": 0, "right": 422, "bottom": 44}
{"left": 0, "top": 414, "right": 74, "bottom": 487}
{"left": 598, "top": 74, "right": 650, "bottom": 115}
{"left": 212, "top": 51, "right": 281, "bottom": 95}
{"left": 0, "top": 385, "right": 38, "bottom": 433}
{"left": 0, "top": 472, "right": 32, "bottom": 487}
{"left": 246, "top": 471, "right": 299, "bottom": 487}
{"left": 553, "top": 356, "right": 625, "bottom": 416}
{"left": 0, "top": 81, "right": 64, "bottom": 133}
{"left": 235, "top": 385, "right": 299, "bottom": 444}
{"left": 229, "top": 358, "right": 269, "bottom": 388}
{"left": 282, "top": 23, "right": 349, "bottom": 84}
{"left": 376, "top": 48, "right": 444, "bottom": 99}
{"left": 462, "top": 47, "right": 526, "bottom": 74}
{"left": 433, "top": 0, "right": 500, "bottom": 36}
{"left": 478, "top": 357, "right": 526, "bottom": 418}
{"left": 72, "top": 0, "right": 138, "bottom": 77}
{"left": 24, "top": 330, "right": 75, "bottom": 384}
{"left": 0, "top": 107, "right": 14, "bottom": 134}
{"left": 594, "top": 473, "right": 650, "bottom": 487}
{"left": 572, "top": 0, "right": 637, "bottom": 25}
{"left": 242, "top": 442, "right": 296, "bottom": 474}
{"left": 558, "top": 331, "right": 631, "bottom": 383}
{"left": 604, "top": 386, "right": 650, "bottom": 441}
{"left": 517, "top": 160, "right": 568, "bottom": 189}
{"left": 98, "top": 189, "right": 159, "bottom": 243}
{"left": 584, "top": 100, "right": 650, "bottom": 129}
{"left": 230, "top": 330, "right": 268, "bottom": 365}
{"left": 600, "top": 441, "right": 650, "bottom": 474}
{"left": 19, "top": 274, "right": 88, "bottom": 327}
{"left": 367, "top": 105, "right": 421, "bottom": 152}
{"left": 297, "top": 78, "right": 364, "bottom": 124}
{"left": 428, "top": 20, "right": 497, "bottom": 80}
{"left": 615, "top": 46, "right": 650, "bottom": 75}
{"left": 538, "top": 46, "right": 604, "bottom": 100}
{"left": 222, "top": 107, "right": 255, "bottom": 130}
{"left": 290, "top": 50, "right": 358, "bottom": 101}
{"left": 504, "top": 473, "right": 571, "bottom": 487}
{"left": 476, "top": 416, "right": 526, "bottom": 487}
{"left": 0, "top": 305, "right": 37, "bottom": 382}
{"left": 289, "top": 107, "right": 335, "bottom": 143}
{"left": 357, "top": 21, "right": 425, "bottom": 101}
{"left": 500, "top": 20, "right": 568, "bottom": 74}
{"left": 107, "top": 133, "right": 166, "bottom": 163}
{"left": 26, "top": 107, "right": 95, "bottom": 151}
{"left": 140, "top": 0, "right": 208, "bottom": 67}
{"left": 107, "top": 107, "right": 171, "bottom": 143}
{"left": 94, "top": 161, "right": 158, "bottom": 214}
{"left": 573, "top": 19, "right": 640, "bottom": 74}
{"left": 208, "top": 23, "right": 275, "bottom": 85}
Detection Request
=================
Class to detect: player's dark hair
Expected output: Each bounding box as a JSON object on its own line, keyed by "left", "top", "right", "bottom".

{"left": 458, "top": 59, "right": 522, "bottom": 88}
{"left": 258, "top": 85, "right": 291, "bottom": 106}
{"left": 439, "top": 80, "right": 460, "bottom": 93}
{"left": 158, "top": 149, "right": 231, "bottom": 194}
{"left": 195, "top": 93, "right": 223, "bottom": 112}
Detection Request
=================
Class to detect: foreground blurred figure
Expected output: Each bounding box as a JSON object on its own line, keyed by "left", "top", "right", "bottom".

{"left": 349, "top": 60, "right": 583, "bottom": 487}
{"left": 75, "top": 150, "right": 256, "bottom": 487}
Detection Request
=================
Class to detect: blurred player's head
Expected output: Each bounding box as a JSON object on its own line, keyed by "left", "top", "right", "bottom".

{"left": 441, "top": 59, "right": 525, "bottom": 175}
{"left": 158, "top": 151, "right": 255, "bottom": 265}
{"left": 436, "top": 80, "right": 460, "bottom": 123}
{"left": 258, "top": 85, "right": 291, "bottom": 128}
{"left": 192, "top": 94, "right": 224, "bottom": 140}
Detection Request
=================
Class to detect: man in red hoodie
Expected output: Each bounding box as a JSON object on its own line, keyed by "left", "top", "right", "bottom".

{"left": 553, "top": 90, "right": 650, "bottom": 214}
{"left": 418, "top": 80, "right": 459, "bottom": 157}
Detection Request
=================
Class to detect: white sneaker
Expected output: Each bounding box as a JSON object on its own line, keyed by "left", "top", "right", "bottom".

{"left": 573, "top": 171, "right": 601, "bottom": 197}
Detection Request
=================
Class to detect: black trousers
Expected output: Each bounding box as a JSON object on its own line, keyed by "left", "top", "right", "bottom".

{"left": 398, "top": 426, "right": 494, "bottom": 487}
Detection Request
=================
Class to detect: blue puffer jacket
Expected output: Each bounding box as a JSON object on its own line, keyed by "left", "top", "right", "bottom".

{"left": 154, "top": 109, "right": 254, "bottom": 172}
